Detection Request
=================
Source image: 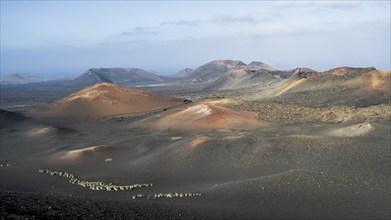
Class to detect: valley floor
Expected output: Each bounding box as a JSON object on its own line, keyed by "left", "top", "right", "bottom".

{"left": 1, "top": 83, "right": 390, "bottom": 219}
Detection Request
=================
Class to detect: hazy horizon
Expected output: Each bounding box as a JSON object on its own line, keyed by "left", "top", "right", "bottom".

{"left": 1, "top": 1, "right": 390, "bottom": 79}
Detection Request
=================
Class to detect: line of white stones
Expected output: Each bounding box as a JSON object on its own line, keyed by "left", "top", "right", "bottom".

{"left": 132, "top": 192, "right": 202, "bottom": 200}
{"left": 0, "top": 163, "right": 16, "bottom": 168}
{"left": 38, "top": 169, "right": 153, "bottom": 191}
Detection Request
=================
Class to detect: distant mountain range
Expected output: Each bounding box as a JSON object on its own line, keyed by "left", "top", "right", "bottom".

{"left": 1, "top": 73, "right": 46, "bottom": 84}
{"left": 179, "top": 60, "right": 382, "bottom": 92}
{"left": 5, "top": 60, "right": 384, "bottom": 96}
{"left": 70, "top": 60, "right": 274, "bottom": 88}
{"left": 182, "top": 60, "right": 282, "bottom": 84}
{"left": 178, "top": 60, "right": 287, "bottom": 90}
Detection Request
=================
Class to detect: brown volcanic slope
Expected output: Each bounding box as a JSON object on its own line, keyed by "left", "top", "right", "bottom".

{"left": 270, "top": 68, "right": 391, "bottom": 107}
{"left": 151, "top": 99, "right": 265, "bottom": 131}
{"left": 37, "top": 82, "right": 181, "bottom": 121}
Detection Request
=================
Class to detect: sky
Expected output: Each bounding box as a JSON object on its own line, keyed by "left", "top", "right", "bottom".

{"left": 1, "top": 1, "right": 390, "bottom": 78}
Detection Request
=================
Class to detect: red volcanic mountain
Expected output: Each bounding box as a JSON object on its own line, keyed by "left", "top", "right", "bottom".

{"left": 37, "top": 82, "right": 181, "bottom": 121}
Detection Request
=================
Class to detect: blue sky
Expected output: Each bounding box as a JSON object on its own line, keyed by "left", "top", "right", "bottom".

{"left": 1, "top": 1, "right": 390, "bottom": 78}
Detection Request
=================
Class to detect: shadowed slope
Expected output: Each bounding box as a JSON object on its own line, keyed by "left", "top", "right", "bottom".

{"left": 0, "top": 109, "right": 28, "bottom": 128}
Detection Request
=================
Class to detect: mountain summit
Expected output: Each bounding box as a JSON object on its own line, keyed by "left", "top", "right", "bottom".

{"left": 174, "top": 68, "right": 194, "bottom": 77}
{"left": 185, "top": 60, "right": 251, "bottom": 83}
{"left": 245, "top": 61, "right": 276, "bottom": 71}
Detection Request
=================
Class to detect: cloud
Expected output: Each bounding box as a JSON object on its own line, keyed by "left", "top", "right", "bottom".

{"left": 251, "top": 19, "right": 389, "bottom": 39}
{"left": 120, "top": 27, "right": 158, "bottom": 36}
{"left": 273, "top": 1, "right": 360, "bottom": 10}
{"left": 160, "top": 20, "right": 200, "bottom": 27}
{"left": 211, "top": 11, "right": 257, "bottom": 24}
{"left": 159, "top": 11, "right": 260, "bottom": 28}
{"left": 92, "top": 39, "right": 146, "bottom": 48}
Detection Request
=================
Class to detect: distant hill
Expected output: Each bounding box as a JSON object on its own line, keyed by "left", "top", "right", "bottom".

{"left": 70, "top": 68, "right": 165, "bottom": 87}
{"left": 203, "top": 69, "right": 281, "bottom": 90}
{"left": 1, "top": 73, "right": 46, "bottom": 84}
{"left": 36, "top": 82, "right": 182, "bottom": 121}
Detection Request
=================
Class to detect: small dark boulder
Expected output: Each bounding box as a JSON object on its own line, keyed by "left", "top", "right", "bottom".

{"left": 183, "top": 99, "right": 193, "bottom": 104}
